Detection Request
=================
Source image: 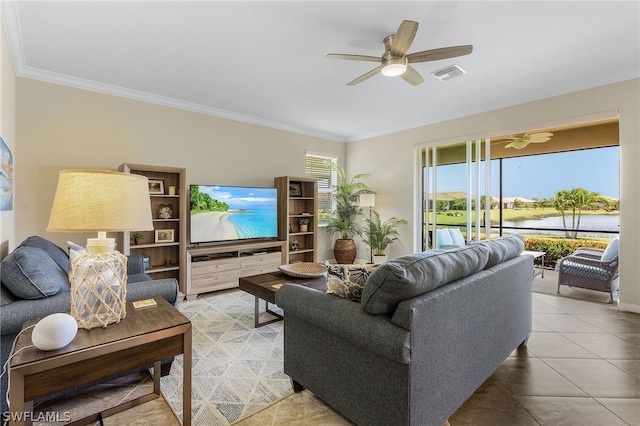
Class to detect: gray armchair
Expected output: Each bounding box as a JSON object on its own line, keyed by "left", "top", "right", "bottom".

{"left": 557, "top": 237, "right": 619, "bottom": 302}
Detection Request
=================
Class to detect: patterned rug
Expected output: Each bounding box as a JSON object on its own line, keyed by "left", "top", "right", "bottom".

{"left": 160, "top": 289, "right": 292, "bottom": 425}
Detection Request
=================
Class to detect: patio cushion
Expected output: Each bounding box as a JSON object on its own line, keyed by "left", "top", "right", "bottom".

{"left": 436, "top": 229, "right": 453, "bottom": 247}
{"left": 449, "top": 228, "right": 466, "bottom": 247}
{"left": 601, "top": 237, "right": 619, "bottom": 261}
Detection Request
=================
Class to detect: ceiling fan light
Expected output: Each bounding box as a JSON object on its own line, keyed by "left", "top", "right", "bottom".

{"left": 381, "top": 58, "right": 407, "bottom": 76}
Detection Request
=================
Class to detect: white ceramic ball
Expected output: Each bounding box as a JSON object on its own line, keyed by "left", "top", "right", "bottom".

{"left": 31, "top": 313, "right": 78, "bottom": 351}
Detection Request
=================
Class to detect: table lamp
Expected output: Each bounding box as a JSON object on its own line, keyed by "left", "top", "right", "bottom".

{"left": 48, "top": 170, "right": 153, "bottom": 329}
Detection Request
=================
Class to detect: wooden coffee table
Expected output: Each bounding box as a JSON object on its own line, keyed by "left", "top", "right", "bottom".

{"left": 239, "top": 271, "right": 326, "bottom": 327}
{"left": 8, "top": 297, "right": 192, "bottom": 426}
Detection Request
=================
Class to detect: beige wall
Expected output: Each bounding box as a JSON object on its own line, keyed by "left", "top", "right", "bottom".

{"left": 0, "top": 20, "right": 16, "bottom": 258}
{"left": 347, "top": 78, "right": 640, "bottom": 311}
{"left": 8, "top": 28, "right": 640, "bottom": 310}
{"left": 15, "top": 78, "right": 345, "bottom": 260}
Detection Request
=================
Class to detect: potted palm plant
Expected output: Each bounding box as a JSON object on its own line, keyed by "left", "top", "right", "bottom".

{"left": 326, "top": 164, "right": 370, "bottom": 264}
{"left": 364, "top": 210, "right": 408, "bottom": 263}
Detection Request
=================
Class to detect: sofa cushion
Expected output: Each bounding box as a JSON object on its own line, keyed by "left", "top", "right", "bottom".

{"left": 1, "top": 246, "right": 69, "bottom": 299}
{"left": 361, "top": 245, "right": 490, "bottom": 315}
{"left": 474, "top": 235, "right": 525, "bottom": 269}
{"left": 326, "top": 264, "right": 378, "bottom": 302}
{"left": 20, "top": 236, "right": 71, "bottom": 272}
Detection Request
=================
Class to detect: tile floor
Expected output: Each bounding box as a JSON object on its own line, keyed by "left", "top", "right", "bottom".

{"left": 31, "top": 290, "right": 640, "bottom": 426}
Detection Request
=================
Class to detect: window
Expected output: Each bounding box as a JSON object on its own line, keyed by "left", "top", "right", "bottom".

{"left": 305, "top": 153, "right": 337, "bottom": 225}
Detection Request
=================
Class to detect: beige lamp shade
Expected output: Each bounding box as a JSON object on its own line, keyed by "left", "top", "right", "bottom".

{"left": 359, "top": 193, "right": 376, "bottom": 208}
{"left": 48, "top": 170, "right": 153, "bottom": 232}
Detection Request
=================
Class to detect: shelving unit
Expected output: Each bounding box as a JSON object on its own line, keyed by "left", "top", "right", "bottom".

{"left": 274, "top": 176, "right": 318, "bottom": 263}
{"left": 118, "top": 163, "right": 187, "bottom": 293}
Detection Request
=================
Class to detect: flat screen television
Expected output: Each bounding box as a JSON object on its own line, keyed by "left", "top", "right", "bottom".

{"left": 189, "top": 184, "right": 278, "bottom": 244}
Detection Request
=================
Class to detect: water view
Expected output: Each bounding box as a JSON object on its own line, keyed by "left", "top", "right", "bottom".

{"left": 503, "top": 215, "right": 619, "bottom": 238}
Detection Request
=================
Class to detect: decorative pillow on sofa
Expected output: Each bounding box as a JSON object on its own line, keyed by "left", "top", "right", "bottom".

{"left": 67, "top": 241, "right": 87, "bottom": 260}
{"left": 1, "top": 246, "right": 69, "bottom": 299}
{"left": 361, "top": 245, "right": 490, "bottom": 315}
{"left": 20, "top": 236, "right": 71, "bottom": 272}
{"left": 326, "top": 264, "right": 378, "bottom": 302}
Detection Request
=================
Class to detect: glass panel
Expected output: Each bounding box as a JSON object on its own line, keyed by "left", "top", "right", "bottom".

{"left": 423, "top": 140, "right": 488, "bottom": 250}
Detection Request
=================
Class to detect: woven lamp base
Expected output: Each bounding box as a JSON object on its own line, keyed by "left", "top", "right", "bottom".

{"left": 70, "top": 251, "right": 127, "bottom": 329}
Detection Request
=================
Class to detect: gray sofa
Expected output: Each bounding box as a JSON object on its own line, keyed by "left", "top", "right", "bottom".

{"left": 0, "top": 236, "right": 179, "bottom": 415}
{"left": 276, "top": 235, "right": 532, "bottom": 426}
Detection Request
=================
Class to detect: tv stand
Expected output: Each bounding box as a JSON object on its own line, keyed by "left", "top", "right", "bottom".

{"left": 185, "top": 240, "right": 286, "bottom": 300}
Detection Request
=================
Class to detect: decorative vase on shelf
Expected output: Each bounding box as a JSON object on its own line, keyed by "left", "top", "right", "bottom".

{"left": 299, "top": 224, "right": 308, "bottom": 232}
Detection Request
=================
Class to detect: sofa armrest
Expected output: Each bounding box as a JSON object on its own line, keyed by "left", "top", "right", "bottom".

{"left": 0, "top": 292, "right": 72, "bottom": 336}
{"left": 127, "top": 254, "right": 146, "bottom": 275}
{"left": 276, "top": 284, "right": 410, "bottom": 364}
{"left": 127, "top": 278, "right": 179, "bottom": 307}
{"left": 1, "top": 278, "right": 179, "bottom": 336}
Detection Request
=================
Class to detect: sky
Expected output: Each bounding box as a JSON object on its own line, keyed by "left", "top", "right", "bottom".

{"left": 436, "top": 146, "right": 620, "bottom": 200}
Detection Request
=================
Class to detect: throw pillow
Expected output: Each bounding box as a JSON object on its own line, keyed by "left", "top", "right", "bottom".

{"left": 449, "top": 228, "right": 466, "bottom": 247}
{"left": 436, "top": 229, "right": 453, "bottom": 248}
{"left": 1, "top": 246, "right": 68, "bottom": 299}
{"left": 601, "top": 237, "right": 619, "bottom": 261}
{"left": 19, "top": 236, "right": 71, "bottom": 272}
{"left": 67, "top": 241, "right": 87, "bottom": 261}
{"left": 326, "top": 264, "right": 378, "bottom": 302}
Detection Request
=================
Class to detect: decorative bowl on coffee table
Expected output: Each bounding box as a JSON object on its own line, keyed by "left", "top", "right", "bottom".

{"left": 279, "top": 262, "right": 327, "bottom": 278}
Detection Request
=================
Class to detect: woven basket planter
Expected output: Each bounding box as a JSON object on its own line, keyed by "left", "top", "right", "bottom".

{"left": 334, "top": 239, "right": 357, "bottom": 264}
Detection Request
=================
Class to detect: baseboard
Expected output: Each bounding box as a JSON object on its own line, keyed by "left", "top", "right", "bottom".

{"left": 617, "top": 302, "right": 640, "bottom": 314}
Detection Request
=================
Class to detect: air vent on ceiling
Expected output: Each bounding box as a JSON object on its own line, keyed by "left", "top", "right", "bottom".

{"left": 431, "top": 65, "right": 467, "bottom": 81}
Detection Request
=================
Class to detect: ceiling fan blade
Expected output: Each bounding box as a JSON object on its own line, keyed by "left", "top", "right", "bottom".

{"left": 505, "top": 140, "right": 529, "bottom": 150}
{"left": 525, "top": 132, "right": 554, "bottom": 143}
{"left": 326, "top": 54, "right": 381, "bottom": 62}
{"left": 347, "top": 66, "right": 382, "bottom": 86}
{"left": 401, "top": 65, "right": 424, "bottom": 86}
{"left": 390, "top": 20, "right": 418, "bottom": 57}
{"left": 407, "top": 45, "right": 473, "bottom": 63}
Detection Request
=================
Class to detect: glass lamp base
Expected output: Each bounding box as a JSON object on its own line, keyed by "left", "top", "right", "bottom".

{"left": 70, "top": 250, "right": 127, "bottom": 329}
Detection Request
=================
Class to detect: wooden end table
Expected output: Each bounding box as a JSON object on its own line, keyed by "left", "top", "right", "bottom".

{"left": 239, "top": 271, "right": 326, "bottom": 328}
{"left": 8, "top": 297, "right": 191, "bottom": 426}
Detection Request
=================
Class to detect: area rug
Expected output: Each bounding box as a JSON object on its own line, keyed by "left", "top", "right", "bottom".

{"left": 160, "top": 289, "right": 293, "bottom": 425}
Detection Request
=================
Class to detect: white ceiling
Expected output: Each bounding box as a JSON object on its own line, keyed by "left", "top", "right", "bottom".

{"left": 2, "top": 1, "right": 639, "bottom": 142}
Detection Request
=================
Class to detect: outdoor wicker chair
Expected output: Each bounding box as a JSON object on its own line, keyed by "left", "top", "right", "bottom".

{"left": 556, "top": 237, "right": 619, "bottom": 302}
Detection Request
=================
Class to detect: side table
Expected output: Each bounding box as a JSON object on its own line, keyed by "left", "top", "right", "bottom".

{"left": 8, "top": 297, "right": 191, "bottom": 426}
{"left": 522, "top": 250, "right": 546, "bottom": 278}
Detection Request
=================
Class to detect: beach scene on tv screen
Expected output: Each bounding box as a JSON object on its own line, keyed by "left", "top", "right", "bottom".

{"left": 190, "top": 185, "right": 278, "bottom": 243}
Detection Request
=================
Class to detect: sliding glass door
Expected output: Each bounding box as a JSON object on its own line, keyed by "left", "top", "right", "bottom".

{"left": 422, "top": 139, "right": 491, "bottom": 250}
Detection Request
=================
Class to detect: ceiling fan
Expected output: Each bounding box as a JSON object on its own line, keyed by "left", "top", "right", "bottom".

{"left": 327, "top": 20, "right": 473, "bottom": 86}
{"left": 504, "top": 132, "right": 554, "bottom": 150}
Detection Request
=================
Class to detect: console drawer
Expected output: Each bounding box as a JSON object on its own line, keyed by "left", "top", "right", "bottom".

{"left": 242, "top": 263, "right": 281, "bottom": 277}
{"left": 241, "top": 252, "right": 281, "bottom": 268}
{"left": 192, "top": 257, "right": 241, "bottom": 276}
